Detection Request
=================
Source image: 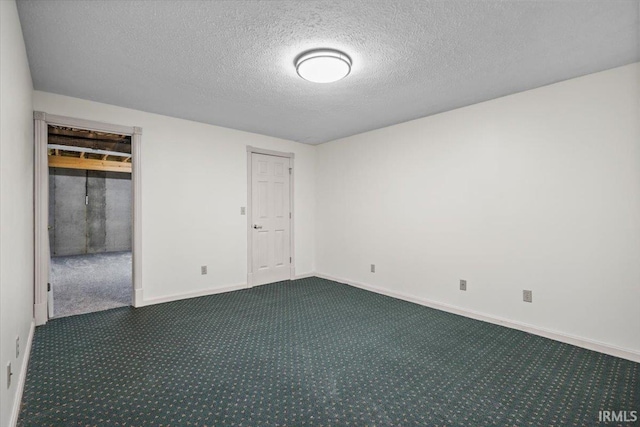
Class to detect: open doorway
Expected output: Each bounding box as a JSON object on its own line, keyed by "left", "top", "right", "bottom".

{"left": 34, "top": 112, "right": 142, "bottom": 325}
{"left": 47, "top": 125, "right": 132, "bottom": 318}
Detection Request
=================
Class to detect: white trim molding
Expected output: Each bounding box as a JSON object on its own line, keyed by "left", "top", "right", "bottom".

{"left": 139, "top": 283, "right": 247, "bottom": 307}
{"left": 131, "top": 126, "right": 143, "bottom": 307}
{"left": 33, "top": 113, "right": 48, "bottom": 325}
{"left": 289, "top": 156, "right": 296, "bottom": 279}
{"left": 43, "top": 113, "right": 135, "bottom": 136}
{"left": 246, "top": 145, "right": 295, "bottom": 159}
{"left": 141, "top": 274, "right": 311, "bottom": 308}
{"left": 246, "top": 146, "right": 296, "bottom": 287}
{"left": 33, "top": 112, "right": 143, "bottom": 323}
{"left": 314, "top": 273, "right": 640, "bottom": 363}
{"left": 9, "top": 320, "right": 35, "bottom": 427}
{"left": 134, "top": 289, "right": 144, "bottom": 308}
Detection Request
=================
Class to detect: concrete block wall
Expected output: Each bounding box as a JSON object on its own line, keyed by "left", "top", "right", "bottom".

{"left": 49, "top": 168, "right": 131, "bottom": 256}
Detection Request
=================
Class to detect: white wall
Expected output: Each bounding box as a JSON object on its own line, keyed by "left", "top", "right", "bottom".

{"left": 0, "top": 1, "right": 35, "bottom": 425}
{"left": 34, "top": 91, "right": 316, "bottom": 303}
{"left": 316, "top": 63, "right": 640, "bottom": 356}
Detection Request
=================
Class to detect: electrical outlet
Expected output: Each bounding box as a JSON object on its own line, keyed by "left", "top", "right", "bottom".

{"left": 16, "top": 337, "right": 19, "bottom": 358}
{"left": 523, "top": 290, "right": 532, "bottom": 303}
{"left": 240, "top": 207, "right": 246, "bottom": 215}
{"left": 201, "top": 265, "right": 207, "bottom": 275}
{"left": 370, "top": 264, "right": 375, "bottom": 273}
{"left": 460, "top": 279, "right": 467, "bottom": 291}
{"left": 6, "top": 362, "right": 11, "bottom": 389}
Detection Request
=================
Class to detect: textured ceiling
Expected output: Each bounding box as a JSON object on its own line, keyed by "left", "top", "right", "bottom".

{"left": 17, "top": 1, "right": 640, "bottom": 144}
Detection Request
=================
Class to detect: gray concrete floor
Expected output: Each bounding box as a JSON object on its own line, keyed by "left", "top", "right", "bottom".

{"left": 51, "top": 251, "right": 132, "bottom": 318}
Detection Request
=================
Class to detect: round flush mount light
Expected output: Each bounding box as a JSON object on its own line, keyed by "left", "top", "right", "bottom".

{"left": 295, "top": 49, "right": 352, "bottom": 83}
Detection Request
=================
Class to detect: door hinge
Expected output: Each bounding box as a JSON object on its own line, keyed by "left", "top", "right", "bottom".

{"left": 289, "top": 167, "right": 292, "bottom": 175}
{"left": 289, "top": 212, "right": 291, "bottom": 219}
{"left": 290, "top": 257, "right": 292, "bottom": 263}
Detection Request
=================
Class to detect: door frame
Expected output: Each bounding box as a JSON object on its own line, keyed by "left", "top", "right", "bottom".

{"left": 33, "top": 112, "right": 143, "bottom": 325}
{"left": 246, "top": 146, "right": 295, "bottom": 287}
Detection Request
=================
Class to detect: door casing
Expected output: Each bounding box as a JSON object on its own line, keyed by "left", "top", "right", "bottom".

{"left": 246, "top": 146, "right": 295, "bottom": 287}
{"left": 34, "top": 112, "right": 142, "bottom": 325}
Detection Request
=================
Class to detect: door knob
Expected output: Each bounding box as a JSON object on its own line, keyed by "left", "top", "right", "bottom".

{"left": 253, "top": 224, "right": 262, "bottom": 229}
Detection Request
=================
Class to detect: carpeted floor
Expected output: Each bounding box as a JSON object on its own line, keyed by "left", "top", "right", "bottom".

{"left": 19, "top": 278, "right": 639, "bottom": 426}
{"left": 50, "top": 251, "right": 132, "bottom": 318}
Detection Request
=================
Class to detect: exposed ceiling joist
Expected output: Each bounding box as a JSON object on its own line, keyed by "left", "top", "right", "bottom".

{"left": 48, "top": 126, "right": 129, "bottom": 143}
{"left": 48, "top": 156, "right": 131, "bottom": 173}
{"left": 47, "top": 144, "right": 132, "bottom": 159}
{"left": 47, "top": 135, "right": 132, "bottom": 154}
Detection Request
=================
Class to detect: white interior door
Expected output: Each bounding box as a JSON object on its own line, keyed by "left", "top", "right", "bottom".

{"left": 251, "top": 153, "right": 291, "bottom": 286}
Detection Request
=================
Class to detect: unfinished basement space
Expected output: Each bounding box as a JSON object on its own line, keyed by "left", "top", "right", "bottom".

{"left": 47, "top": 125, "right": 132, "bottom": 318}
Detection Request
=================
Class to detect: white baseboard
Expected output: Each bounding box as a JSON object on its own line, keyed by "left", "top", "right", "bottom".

{"left": 139, "top": 283, "right": 247, "bottom": 307}
{"left": 314, "top": 273, "right": 640, "bottom": 363}
{"left": 34, "top": 302, "right": 47, "bottom": 326}
{"left": 138, "top": 274, "right": 316, "bottom": 308}
{"left": 10, "top": 320, "right": 35, "bottom": 427}
{"left": 133, "top": 288, "right": 144, "bottom": 308}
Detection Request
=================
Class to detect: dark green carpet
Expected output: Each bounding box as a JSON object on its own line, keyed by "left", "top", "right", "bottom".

{"left": 18, "top": 277, "right": 639, "bottom": 426}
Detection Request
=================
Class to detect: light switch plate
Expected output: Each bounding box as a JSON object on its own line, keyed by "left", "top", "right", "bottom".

{"left": 460, "top": 279, "right": 467, "bottom": 291}
{"left": 370, "top": 264, "right": 375, "bottom": 273}
{"left": 201, "top": 266, "right": 207, "bottom": 275}
{"left": 240, "top": 207, "right": 246, "bottom": 215}
{"left": 523, "top": 290, "right": 532, "bottom": 303}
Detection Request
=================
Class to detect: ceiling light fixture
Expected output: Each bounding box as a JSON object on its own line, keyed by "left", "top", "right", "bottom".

{"left": 295, "top": 49, "right": 352, "bottom": 83}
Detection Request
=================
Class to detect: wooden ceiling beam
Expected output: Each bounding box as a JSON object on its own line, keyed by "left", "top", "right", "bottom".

{"left": 48, "top": 156, "right": 131, "bottom": 173}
